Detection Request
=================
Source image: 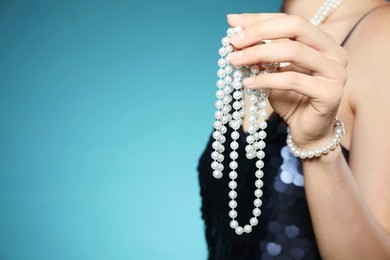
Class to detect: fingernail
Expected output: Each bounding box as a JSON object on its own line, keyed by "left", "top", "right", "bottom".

{"left": 227, "top": 51, "right": 243, "bottom": 62}
{"left": 243, "top": 77, "right": 255, "bottom": 86}
{"left": 227, "top": 14, "right": 243, "bottom": 24}
{"left": 230, "top": 31, "right": 245, "bottom": 44}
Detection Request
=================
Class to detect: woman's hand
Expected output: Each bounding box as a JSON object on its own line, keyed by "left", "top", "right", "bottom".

{"left": 226, "top": 13, "right": 349, "bottom": 149}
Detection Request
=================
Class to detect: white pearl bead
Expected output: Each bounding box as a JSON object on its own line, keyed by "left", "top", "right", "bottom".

{"left": 229, "top": 171, "right": 238, "bottom": 179}
{"left": 255, "top": 179, "right": 264, "bottom": 188}
{"left": 233, "top": 91, "right": 243, "bottom": 100}
{"left": 255, "top": 160, "right": 264, "bottom": 169}
{"left": 217, "top": 154, "right": 224, "bottom": 162}
{"left": 216, "top": 90, "right": 224, "bottom": 99}
{"left": 220, "top": 126, "right": 227, "bottom": 134}
{"left": 214, "top": 110, "right": 223, "bottom": 119}
{"left": 224, "top": 76, "right": 233, "bottom": 84}
{"left": 233, "top": 70, "right": 243, "bottom": 78}
{"left": 216, "top": 79, "right": 225, "bottom": 88}
{"left": 257, "top": 140, "right": 265, "bottom": 149}
{"left": 232, "top": 101, "right": 241, "bottom": 110}
{"left": 255, "top": 170, "right": 264, "bottom": 178}
{"left": 235, "top": 226, "right": 244, "bottom": 235}
{"left": 230, "top": 151, "right": 238, "bottom": 160}
{"left": 229, "top": 190, "right": 237, "bottom": 199}
{"left": 249, "top": 106, "right": 257, "bottom": 113}
{"left": 232, "top": 81, "right": 242, "bottom": 90}
{"left": 221, "top": 37, "right": 230, "bottom": 46}
{"left": 255, "top": 189, "right": 263, "bottom": 198}
{"left": 218, "top": 58, "right": 227, "bottom": 67}
{"left": 221, "top": 116, "right": 229, "bottom": 125}
{"left": 229, "top": 200, "right": 237, "bottom": 209}
{"left": 215, "top": 100, "right": 223, "bottom": 109}
{"left": 225, "top": 65, "right": 233, "bottom": 74}
{"left": 222, "top": 105, "right": 231, "bottom": 114}
{"left": 240, "top": 110, "right": 245, "bottom": 118}
{"left": 226, "top": 45, "right": 233, "bottom": 53}
{"left": 213, "top": 170, "right": 223, "bottom": 179}
{"left": 254, "top": 198, "right": 262, "bottom": 207}
{"left": 259, "top": 121, "right": 267, "bottom": 129}
{"left": 249, "top": 95, "right": 258, "bottom": 103}
{"left": 247, "top": 126, "right": 255, "bottom": 134}
{"left": 229, "top": 209, "right": 238, "bottom": 218}
{"left": 218, "top": 47, "right": 227, "bottom": 56}
{"left": 245, "top": 145, "right": 254, "bottom": 153}
{"left": 250, "top": 217, "right": 258, "bottom": 226}
{"left": 231, "top": 131, "right": 239, "bottom": 140}
{"left": 246, "top": 136, "right": 255, "bottom": 144}
{"left": 246, "top": 152, "right": 255, "bottom": 160}
{"left": 251, "top": 65, "right": 260, "bottom": 74}
{"left": 244, "top": 225, "right": 252, "bottom": 233}
{"left": 213, "top": 121, "right": 222, "bottom": 130}
{"left": 230, "top": 220, "right": 238, "bottom": 229}
{"left": 211, "top": 151, "right": 219, "bottom": 160}
{"left": 253, "top": 208, "right": 261, "bottom": 217}
{"left": 234, "top": 25, "right": 243, "bottom": 33}
{"left": 232, "top": 111, "right": 241, "bottom": 120}
{"left": 260, "top": 110, "right": 268, "bottom": 118}
{"left": 259, "top": 130, "right": 267, "bottom": 139}
{"left": 227, "top": 28, "right": 235, "bottom": 36}
{"left": 229, "top": 161, "right": 238, "bottom": 170}
{"left": 230, "top": 120, "right": 240, "bottom": 130}
{"left": 256, "top": 150, "right": 265, "bottom": 159}
{"left": 229, "top": 180, "right": 237, "bottom": 189}
{"left": 212, "top": 130, "right": 221, "bottom": 140}
{"left": 211, "top": 161, "right": 219, "bottom": 170}
{"left": 212, "top": 141, "right": 221, "bottom": 150}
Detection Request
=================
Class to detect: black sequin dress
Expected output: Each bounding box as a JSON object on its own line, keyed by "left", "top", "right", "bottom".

{"left": 198, "top": 113, "right": 342, "bottom": 260}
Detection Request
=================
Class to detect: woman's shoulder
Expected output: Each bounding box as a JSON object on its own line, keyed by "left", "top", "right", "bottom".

{"left": 341, "top": 4, "right": 390, "bottom": 139}
{"left": 353, "top": 4, "right": 390, "bottom": 48}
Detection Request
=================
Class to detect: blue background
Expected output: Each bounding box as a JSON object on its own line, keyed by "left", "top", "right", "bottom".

{"left": 0, "top": 0, "right": 280, "bottom": 259}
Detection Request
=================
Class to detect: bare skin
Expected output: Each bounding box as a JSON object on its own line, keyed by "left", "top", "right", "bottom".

{"left": 227, "top": 0, "right": 390, "bottom": 258}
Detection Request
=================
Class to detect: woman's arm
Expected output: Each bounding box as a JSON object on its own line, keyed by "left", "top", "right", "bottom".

{"left": 304, "top": 9, "right": 390, "bottom": 259}
{"left": 227, "top": 12, "right": 390, "bottom": 259}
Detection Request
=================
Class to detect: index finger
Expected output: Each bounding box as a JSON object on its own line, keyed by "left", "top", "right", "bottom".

{"left": 227, "top": 13, "right": 286, "bottom": 28}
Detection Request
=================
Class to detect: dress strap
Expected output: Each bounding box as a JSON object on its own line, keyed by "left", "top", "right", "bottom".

{"left": 341, "top": 4, "right": 390, "bottom": 46}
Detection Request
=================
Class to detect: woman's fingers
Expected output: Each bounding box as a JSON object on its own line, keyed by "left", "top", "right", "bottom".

{"left": 243, "top": 71, "right": 343, "bottom": 102}
{"left": 227, "top": 13, "right": 286, "bottom": 27}
{"left": 227, "top": 41, "right": 346, "bottom": 80}
{"left": 228, "top": 15, "right": 348, "bottom": 66}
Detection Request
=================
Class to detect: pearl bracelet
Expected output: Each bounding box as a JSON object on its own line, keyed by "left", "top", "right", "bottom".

{"left": 286, "top": 119, "right": 345, "bottom": 159}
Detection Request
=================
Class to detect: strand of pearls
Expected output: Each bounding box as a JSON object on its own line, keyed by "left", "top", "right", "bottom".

{"left": 212, "top": 26, "right": 278, "bottom": 235}
{"left": 311, "top": 0, "right": 345, "bottom": 26}
{"left": 287, "top": 119, "right": 345, "bottom": 159}
{"left": 211, "top": 0, "right": 344, "bottom": 235}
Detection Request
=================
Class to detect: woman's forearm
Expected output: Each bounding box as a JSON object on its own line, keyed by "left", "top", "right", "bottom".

{"left": 302, "top": 146, "right": 390, "bottom": 259}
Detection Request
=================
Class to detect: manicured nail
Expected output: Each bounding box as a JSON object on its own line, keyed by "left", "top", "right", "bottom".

{"left": 227, "top": 51, "right": 243, "bottom": 62}
{"left": 230, "top": 31, "right": 245, "bottom": 44}
{"left": 243, "top": 77, "right": 255, "bottom": 86}
{"left": 227, "top": 14, "right": 243, "bottom": 24}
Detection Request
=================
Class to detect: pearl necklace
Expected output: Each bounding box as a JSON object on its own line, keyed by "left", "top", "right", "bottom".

{"left": 311, "top": 0, "right": 344, "bottom": 26}
{"left": 211, "top": 0, "right": 344, "bottom": 235}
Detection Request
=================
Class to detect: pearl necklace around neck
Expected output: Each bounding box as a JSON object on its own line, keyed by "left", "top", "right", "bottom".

{"left": 211, "top": 0, "right": 345, "bottom": 235}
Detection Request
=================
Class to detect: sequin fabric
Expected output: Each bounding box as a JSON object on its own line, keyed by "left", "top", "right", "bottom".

{"left": 198, "top": 113, "right": 349, "bottom": 260}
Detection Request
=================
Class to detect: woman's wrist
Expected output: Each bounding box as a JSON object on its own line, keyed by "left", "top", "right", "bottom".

{"left": 287, "top": 119, "right": 345, "bottom": 159}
